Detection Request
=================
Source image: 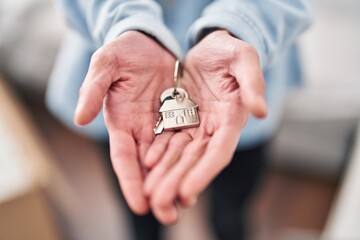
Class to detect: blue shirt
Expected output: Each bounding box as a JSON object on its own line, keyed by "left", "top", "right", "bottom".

{"left": 46, "top": 0, "right": 314, "bottom": 149}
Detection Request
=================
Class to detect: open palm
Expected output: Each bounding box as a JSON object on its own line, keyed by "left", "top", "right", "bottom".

{"left": 74, "top": 31, "right": 176, "bottom": 215}
{"left": 143, "top": 30, "right": 268, "bottom": 224}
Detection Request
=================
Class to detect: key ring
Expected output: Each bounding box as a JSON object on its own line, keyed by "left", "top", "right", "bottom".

{"left": 173, "top": 60, "right": 182, "bottom": 98}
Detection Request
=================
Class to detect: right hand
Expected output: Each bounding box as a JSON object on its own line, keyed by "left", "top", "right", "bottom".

{"left": 74, "top": 31, "right": 176, "bottom": 215}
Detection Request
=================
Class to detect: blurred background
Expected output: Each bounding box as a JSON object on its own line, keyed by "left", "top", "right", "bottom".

{"left": 0, "top": 0, "right": 359, "bottom": 240}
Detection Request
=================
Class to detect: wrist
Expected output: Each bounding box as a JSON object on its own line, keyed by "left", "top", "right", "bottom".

{"left": 104, "top": 14, "right": 183, "bottom": 59}
{"left": 197, "top": 28, "right": 231, "bottom": 43}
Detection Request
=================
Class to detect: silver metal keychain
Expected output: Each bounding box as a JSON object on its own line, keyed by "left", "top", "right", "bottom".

{"left": 153, "top": 60, "right": 200, "bottom": 135}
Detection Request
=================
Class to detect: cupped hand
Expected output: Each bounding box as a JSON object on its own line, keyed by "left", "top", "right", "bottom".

{"left": 143, "top": 30, "right": 268, "bottom": 224}
{"left": 74, "top": 31, "right": 176, "bottom": 215}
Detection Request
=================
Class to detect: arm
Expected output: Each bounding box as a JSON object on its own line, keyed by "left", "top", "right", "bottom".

{"left": 186, "top": 0, "right": 314, "bottom": 68}
{"left": 56, "top": 0, "right": 182, "bottom": 57}
{"left": 55, "top": 0, "right": 182, "bottom": 215}
{"left": 145, "top": 0, "right": 315, "bottom": 224}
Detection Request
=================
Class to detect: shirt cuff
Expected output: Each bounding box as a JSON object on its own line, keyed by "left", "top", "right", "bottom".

{"left": 104, "top": 13, "right": 183, "bottom": 59}
{"left": 186, "top": 11, "right": 267, "bottom": 68}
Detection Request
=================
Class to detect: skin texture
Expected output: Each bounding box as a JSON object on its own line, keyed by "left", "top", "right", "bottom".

{"left": 74, "top": 30, "right": 267, "bottom": 224}
{"left": 74, "top": 31, "right": 176, "bottom": 215}
{"left": 143, "top": 30, "right": 267, "bottom": 224}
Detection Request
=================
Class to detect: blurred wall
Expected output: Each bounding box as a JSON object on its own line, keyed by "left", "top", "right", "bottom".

{"left": 270, "top": 0, "right": 360, "bottom": 177}
{"left": 0, "top": 0, "right": 65, "bottom": 92}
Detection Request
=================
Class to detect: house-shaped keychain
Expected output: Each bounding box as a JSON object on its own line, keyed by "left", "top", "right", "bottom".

{"left": 159, "top": 97, "right": 200, "bottom": 131}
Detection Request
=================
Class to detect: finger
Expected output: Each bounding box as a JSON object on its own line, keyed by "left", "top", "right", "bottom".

{"left": 179, "top": 127, "right": 240, "bottom": 200}
{"left": 144, "top": 132, "right": 192, "bottom": 196}
{"left": 109, "top": 129, "right": 149, "bottom": 215}
{"left": 231, "top": 46, "right": 267, "bottom": 118}
{"left": 143, "top": 132, "right": 174, "bottom": 169}
{"left": 151, "top": 202, "right": 179, "bottom": 225}
{"left": 151, "top": 138, "right": 208, "bottom": 209}
{"left": 74, "top": 48, "right": 117, "bottom": 125}
{"left": 180, "top": 196, "right": 198, "bottom": 208}
{"left": 146, "top": 132, "right": 191, "bottom": 225}
{"left": 150, "top": 136, "right": 207, "bottom": 225}
{"left": 138, "top": 141, "right": 152, "bottom": 165}
{"left": 241, "top": 86, "right": 267, "bottom": 118}
{"left": 138, "top": 141, "right": 152, "bottom": 177}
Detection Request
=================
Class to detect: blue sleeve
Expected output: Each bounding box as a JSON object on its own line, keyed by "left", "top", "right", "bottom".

{"left": 56, "top": 0, "right": 183, "bottom": 58}
{"left": 186, "top": 0, "right": 315, "bottom": 68}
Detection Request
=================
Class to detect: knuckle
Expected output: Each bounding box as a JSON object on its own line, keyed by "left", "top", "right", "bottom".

{"left": 242, "top": 42, "right": 256, "bottom": 54}
{"left": 91, "top": 49, "right": 104, "bottom": 63}
{"left": 91, "top": 46, "right": 116, "bottom": 68}
{"left": 241, "top": 43, "right": 260, "bottom": 61}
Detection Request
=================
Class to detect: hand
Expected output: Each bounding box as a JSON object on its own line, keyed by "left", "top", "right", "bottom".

{"left": 74, "top": 31, "right": 176, "bottom": 215}
{"left": 143, "top": 30, "right": 267, "bottom": 224}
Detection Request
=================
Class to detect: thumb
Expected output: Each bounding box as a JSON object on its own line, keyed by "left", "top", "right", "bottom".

{"left": 240, "top": 88, "right": 267, "bottom": 118}
{"left": 74, "top": 50, "right": 116, "bottom": 125}
{"left": 231, "top": 45, "right": 267, "bottom": 118}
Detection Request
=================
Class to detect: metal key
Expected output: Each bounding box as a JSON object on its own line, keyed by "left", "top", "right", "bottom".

{"left": 153, "top": 60, "right": 200, "bottom": 135}
{"left": 153, "top": 87, "right": 200, "bottom": 135}
{"left": 153, "top": 115, "right": 165, "bottom": 135}
{"left": 153, "top": 87, "right": 187, "bottom": 134}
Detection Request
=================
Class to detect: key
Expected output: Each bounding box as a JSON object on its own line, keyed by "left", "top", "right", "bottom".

{"left": 153, "top": 87, "right": 187, "bottom": 135}
{"left": 153, "top": 60, "right": 200, "bottom": 135}
{"left": 160, "top": 87, "right": 188, "bottom": 103}
{"left": 153, "top": 115, "right": 164, "bottom": 135}
{"left": 153, "top": 87, "right": 200, "bottom": 135}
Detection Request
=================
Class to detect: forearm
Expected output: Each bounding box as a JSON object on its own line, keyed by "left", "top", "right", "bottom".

{"left": 57, "top": 0, "right": 182, "bottom": 58}
{"left": 186, "top": 0, "right": 315, "bottom": 68}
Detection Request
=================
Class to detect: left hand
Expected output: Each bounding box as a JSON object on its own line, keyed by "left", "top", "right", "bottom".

{"left": 143, "top": 30, "right": 268, "bottom": 224}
